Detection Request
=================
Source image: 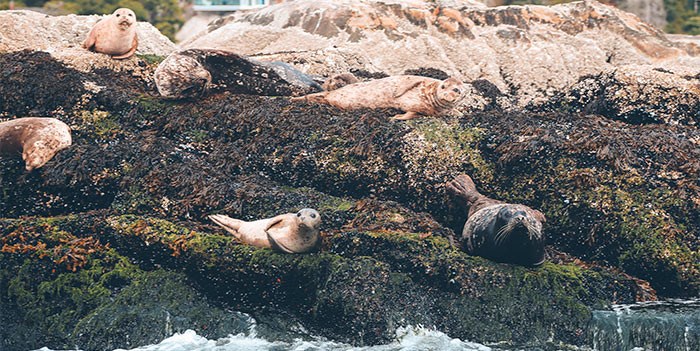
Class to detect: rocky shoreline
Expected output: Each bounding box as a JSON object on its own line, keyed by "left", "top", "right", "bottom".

{"left": 0, "top": 1, "right": 698, "bottom": 350}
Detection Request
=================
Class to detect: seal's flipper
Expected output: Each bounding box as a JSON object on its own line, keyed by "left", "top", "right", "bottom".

{"left": 391, "top": 111, "right": 420, "bottom": 121}
{"left": 446, "top": 174, "right": 481, "bottom": 205}
{"left": 209, "top": 214, "right": 243, "bottom": 237}
{"left": 82, "top": 29, "right": 97, "bottom": 50}
{"left": 393, "top": 79, "right": 423, "bottom": 98}
{"left": 265, "top": 216, "right": 296, "bottom": 253}
{"left": 532, "top": 209, "right": 546, "bottom": 223}
{"left": 113, "top": 35, "right": 138, "bottom": 59}
{"left": 291, "top": 92, "right": 329, "bottom": 104}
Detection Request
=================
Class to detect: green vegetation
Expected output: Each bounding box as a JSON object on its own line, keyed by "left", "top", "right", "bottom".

{"left": 664, "top": 0, "right": 700, "bottom": 34}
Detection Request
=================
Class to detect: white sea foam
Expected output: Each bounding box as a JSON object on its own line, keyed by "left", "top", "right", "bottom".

{"left": 106, "top": 325, "right": 492, "bottom": 351}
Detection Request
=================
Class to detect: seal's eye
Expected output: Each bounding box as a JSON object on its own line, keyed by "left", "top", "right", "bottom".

{"left": 452, "top": 88, "right": 460, "bottom": 93}
{"left": 310, "top": 213, "right": 317, "bottom": 219}
{"left": 116, "top": 14, "right": 120, "bottom": 17}
{"left": 297, "top": 212, "right": 302, "bottom": 217}
{"left": 128, "top": 13, "right": 133, "bottom": 17}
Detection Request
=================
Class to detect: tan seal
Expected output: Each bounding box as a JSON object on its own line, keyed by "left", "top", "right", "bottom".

{"left": 0, "top": 117, "right": 72, "bottom": 171}
{"left": 209, "top": 208, "right": 322, "bottom": 253}
{"left": 322, "top": 73, "right": 360, "bottom": 91}
{"left": 447, "top": 174, "right": 546, "bottom": 267}
{"left": 292, "top": 75, "right": 466, "bottom": 120}
{"left": 83, "top": 8, "right": 139, "bottom": 60}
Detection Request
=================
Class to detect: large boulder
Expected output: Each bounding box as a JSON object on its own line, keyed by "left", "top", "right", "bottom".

{"left": 0, "top": 10, "right": 175, "bottom": 72}
{"left": 180, "top": 0, "right": 699, "bottom": 113}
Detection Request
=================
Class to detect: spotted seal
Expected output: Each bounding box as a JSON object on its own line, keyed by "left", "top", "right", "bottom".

{"left": 209, "top": 208, "right": 321, "bottom": 254}
{"left": 292, "top": 75, "right": 466, "bottom": 120}
{"left": 0, "top": 117, "right": 72, "bottom": 171}
{"left": 83, "top": 8, "right": 139, "bottom": 59}
{"left": 447, "top": 174, "right": 546, "bottom": 266}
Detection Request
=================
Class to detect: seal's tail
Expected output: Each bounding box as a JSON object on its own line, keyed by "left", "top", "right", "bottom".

{"left": 290, "top": 92, "right": 329, "bottom": 104}
{"left": 446, "top": 174, "right": 483, "bottom": 206}
{"left": 208, "top": 214, "right": 242, "bottom": 237}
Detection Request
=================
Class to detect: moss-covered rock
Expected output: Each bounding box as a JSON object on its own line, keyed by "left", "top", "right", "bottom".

{"left": 1, "top": 214, "right": 646, "bottom": 348}
{"left": 0, "top": 216, "right": 251, "bottom": 351}
{"left": 0, "top": 49, "right": 696, "bottom": 298}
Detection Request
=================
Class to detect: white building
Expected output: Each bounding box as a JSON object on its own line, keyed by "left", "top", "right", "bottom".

{"left": 192, "top": 0, "right": 274, "bottom": 12}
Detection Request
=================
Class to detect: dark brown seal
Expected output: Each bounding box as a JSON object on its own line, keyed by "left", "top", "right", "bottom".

{"left": 447, "top": 174, "right": 546, "bottom": 267}
{"left": 0, "top": 117, "right": 72, "bottom": 171}
{"left": 292, "top": 75, "right": 466, "bottom": 120}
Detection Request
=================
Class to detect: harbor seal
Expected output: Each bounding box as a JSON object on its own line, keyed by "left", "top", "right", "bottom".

{"left": 0, "top": 117, "right": 72, "bottom": 171}
{"left": 292, "top": 75, "right": 466, "bottom": 120}
{"left": 82, "top": 8, "right": 139, "bottom": 59}
{"left": 446, "top": 174, "right": 546, "bottom": 267}
{"left": 209, "top": 208, "right": 322, "bottom": 254}
{"left": 322, "top": 73, "right": 360, "bottom": 91}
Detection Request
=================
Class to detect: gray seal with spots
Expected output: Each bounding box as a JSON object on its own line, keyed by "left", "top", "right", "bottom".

{"left": 292, "top": 75, "right": 466, "bottom": 120}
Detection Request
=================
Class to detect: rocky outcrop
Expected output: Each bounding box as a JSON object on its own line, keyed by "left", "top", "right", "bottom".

{"left": 0, "top": 211, "right": 645, "bottom": 349}
{"left": 0, "top": 10, "right": 175, "bottom": 72}
{"left": 0, "top": 1, "right": 698, "bottom": 350}
{"left": 179, "top": 0, "right": 699, "bottom": 116}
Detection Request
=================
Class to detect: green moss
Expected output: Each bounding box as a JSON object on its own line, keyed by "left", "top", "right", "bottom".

{"left": 78, "top": 109, "right": 122, "bottom": 139}
{"left": 410, "top": 118, "right": 494, "bottom": 182}
{"left": 3, "top": 250, "right": 140, "bottom": 348}
{"left": 111, "top": 185, "right": 161, "bottom": 214}
{"left": 136, "top": 54, "right": 166, "bottom": 65}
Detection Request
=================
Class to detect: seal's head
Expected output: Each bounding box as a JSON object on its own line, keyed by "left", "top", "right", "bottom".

{"left": 436, "top": 77, "right": 466, "bottom": 104}
{"left": 113, "top": 8, "right": 136, "bottom": 30}
{"left": 493, "top": 206, "right": 544, "bottom": 246}
{"left": 296, "top": 208, "right": 321, "bottom": 229}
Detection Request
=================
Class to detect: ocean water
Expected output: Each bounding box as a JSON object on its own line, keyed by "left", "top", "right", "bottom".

{"left": 33, "top": 299, "right": 700, "bottom": 351}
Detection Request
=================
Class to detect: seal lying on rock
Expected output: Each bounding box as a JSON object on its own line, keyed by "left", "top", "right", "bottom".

{"left": 154, "top": 49, "right": 321, "bottom": 99}
{"left": 292, "top": 75, "right": 466, "bottom": 120}
{"left": 447, "top": 174, "right": 546, "bottom": 267}
{"left": 83, "top": 8, "right": 139, "bottom": 59}
{"left": 209, "top": 208, "right": 322, "bottom": 253}
{"left": 0, "top": 117, "right": 72, "bottom": 171}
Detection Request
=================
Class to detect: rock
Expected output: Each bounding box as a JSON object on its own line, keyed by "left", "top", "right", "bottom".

{"left": 180, "top": 0, "right": 699, "bottom": 115}
{"left": 0, "top": 10, "right": 175, "bottom": 71}
{"left": 1, "top": 48, "right": 697, "bottom": 296}
{"left": 0, "top": 213, "right": 646, "bottom": 348}
{"left": 175, "top": 13, "right": 220, "bottom": 43}
{"left": 154, "top": 49, "right": 322, "bottom": 99}
{"left": 0, "top": 2, "right": 698, "bottom": 349}
{"left": 0, "top": 221, "right": 254, "bottom": 351}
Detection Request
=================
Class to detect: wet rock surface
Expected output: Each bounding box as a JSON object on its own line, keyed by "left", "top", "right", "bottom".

{"left": 0, "top": 1, "right": 698, "bottom": 350}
